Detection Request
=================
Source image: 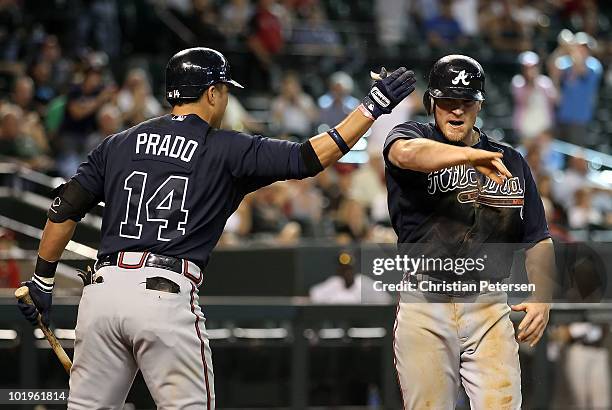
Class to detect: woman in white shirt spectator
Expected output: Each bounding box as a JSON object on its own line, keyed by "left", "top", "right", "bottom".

{"left": 511, "top": 51, "right": 558, "bottom": 142}
{"left": 270, "top": 71, "right": 318, "bottom": 140}
{"left": 117, "top": 68, "right": 162, "bottom": 127}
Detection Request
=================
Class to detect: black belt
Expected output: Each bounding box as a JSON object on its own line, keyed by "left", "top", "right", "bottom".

{"left": 95, "top": 252, "right": 203, "bottom": 286}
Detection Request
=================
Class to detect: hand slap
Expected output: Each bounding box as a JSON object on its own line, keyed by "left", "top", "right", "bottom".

{"left": 362, "top": 66, "right": 416, "bottom": 119}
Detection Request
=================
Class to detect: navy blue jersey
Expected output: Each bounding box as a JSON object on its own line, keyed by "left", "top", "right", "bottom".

{"left": 73, "top": 114, "right": 313, "bottom": 268}
{"left": 383, "top": 121, "right": 550, "bottom": 279}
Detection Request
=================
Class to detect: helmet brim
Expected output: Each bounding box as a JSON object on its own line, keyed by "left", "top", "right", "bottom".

{"left": 430, "top": 87, "right": 484, "bottom": 101}
{"left": 225, "top": 79, "right": 244, "bottom": 89}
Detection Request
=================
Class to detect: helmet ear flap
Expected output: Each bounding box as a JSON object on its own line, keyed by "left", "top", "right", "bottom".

{"left": 423, "top": 92, "right": 435, "bottom": 115}
{"left": 423, "top": 92, "right": 431, "bottom": 115}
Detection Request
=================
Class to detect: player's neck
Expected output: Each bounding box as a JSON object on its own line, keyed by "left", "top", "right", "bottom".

{"left": 462, "top": 128, "right": 480, "bottom": 147}
{"left": 171, "top": 104, "right": 214, "bottom": 125}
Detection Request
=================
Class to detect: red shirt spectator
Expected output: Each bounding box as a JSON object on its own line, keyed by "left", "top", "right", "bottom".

{"left": 248, "top": 0, "right": 283, "bottom": 55}
{"left": 0, "top": 229, "right": 20, "bottom": 288}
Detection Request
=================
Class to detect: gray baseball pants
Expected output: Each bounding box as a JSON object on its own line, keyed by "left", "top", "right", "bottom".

{"left": 67, "top": 262, "right": 214, "bottom": 409}
{"left": 394, "top": 290, "right": 521, "bottom": 410}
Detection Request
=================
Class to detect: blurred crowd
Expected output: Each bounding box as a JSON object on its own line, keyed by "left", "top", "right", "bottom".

{"left": 0, "top": 0, "right": 611, "bottom": 246}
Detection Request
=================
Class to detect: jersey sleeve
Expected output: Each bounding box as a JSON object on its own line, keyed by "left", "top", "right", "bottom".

{"left": 383, "top": 121, "right": 428, "bottom": 170}
{"left": 72, "top": 136, "right": 110, "bottom": 199}
{"left": 226, "top": 132, "right": 309, "bottom": 192}
{"left": 521, "top": 158, "right": 551, "bottom": 245}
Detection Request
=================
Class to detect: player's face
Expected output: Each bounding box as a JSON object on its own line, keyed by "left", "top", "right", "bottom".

{"left": 434, "top": 98, "right": 481, "bottom": 142}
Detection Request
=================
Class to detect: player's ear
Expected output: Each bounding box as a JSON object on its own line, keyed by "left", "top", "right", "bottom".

{"left": 205, "top": 86, "right": 216, "bottom": 105}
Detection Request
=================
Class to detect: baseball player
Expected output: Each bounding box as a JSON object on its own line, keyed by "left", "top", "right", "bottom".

{"left": 383, "top": 55, "right": 554, "bottom": 409}
{"left": 16, "top": 47, "right": 416, "bottom": 409}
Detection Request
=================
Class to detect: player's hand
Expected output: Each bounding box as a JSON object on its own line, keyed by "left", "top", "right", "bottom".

{"left": 511, "top": 302, "right": 550, "bottom": 347}
{"left": 361, "top": 67, "right": 416, "bottom": 119}
{"left": 465, "top": 148, "right": 512, "bottom": 185}
{"left": 16, "top": 280, "right": 53, "bottom": 327}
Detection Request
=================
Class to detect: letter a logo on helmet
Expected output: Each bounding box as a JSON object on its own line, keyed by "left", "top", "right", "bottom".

{"left": 451, "top": 70, "right": 470, "bottom": 86}
{"left": 422, "top": 54, "right": 485, "bottom": 115}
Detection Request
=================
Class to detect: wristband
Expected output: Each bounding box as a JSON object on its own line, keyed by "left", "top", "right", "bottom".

{"left": 327, "top": 128, "right": 351, "bottom": 155}
{"left": 35, "top": 255, "right": 58, "bottom": 278}
{"left": 32, "top": 273, "right": 54, "bottom": 293}
{"left": 358, "top": 103, "right": 375, "bottom": 120}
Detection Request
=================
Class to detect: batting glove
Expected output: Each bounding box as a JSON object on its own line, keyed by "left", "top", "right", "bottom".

{"left": 361, "top": 67, "right": 416, "bottom": 119}
{"left": 17, "top": 277, "right": 53, "bottom": 327}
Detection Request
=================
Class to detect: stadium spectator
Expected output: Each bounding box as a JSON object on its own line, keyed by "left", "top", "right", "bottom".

{"left": 29, "top": 59, "right": 57, "bottom": 108}
{"left": 85, "top": 103, "right": 122, "bottom": 154}
{"left": 220, "top": 0, "right": 253, "bottom": 42}
{"left": 538, "top": 174, "right": 571, "bottom": 241}
{"left": 57, "top": 63, "right": 116, "bottom": 177}
{"left": 309, "top": 250, "right": 391, "bottom": 304}
{"left": 291, "top": 3, "right": 342, "bottom": 56}
{"left": 75, "top": 0, "right": 121, "bottom": 58}
{"left": 220, "top": 200, "right": 252, "bottom": 246}
{"left": 335, "top": 197, "right": 368, "bottom": 244}
{"left": 0, "top": 228, "right": 20, "bottom": 288}
{"left": 552, "top": 323, "right": 611, "bottom": 409}
{"left": 567, "top": 188, "right": 602, "bottom": 229}
{"left": 317, "top": 71, "right": 360, "bottom": 129}
{"left": 511, "top": 51, "right": 558, "bottom": 142}
{"left": 0, "top": 0, "right": 23, "bottom": 61}
{"left": 518, "top": 130, "right": 564, "bottom": 175}
{"left": 375, "top": 0, "right": 415, "bottom": 50}
{"left": 483, "top": 0, "right": 531, "bottom": 54}
{"left": 0, "top": 104, "right": 52, "bottom": 170}
{"left": 287, "top": 179, "right": 323, "bottom": 236}
{"left": 187, "top": 0, "right": 226, "bottom": 49}
{"left": 314, "top": 167, "right": 344, "bottom": 216}
{"left": 10, "top": 75, "right": 35, "bottom": 112}
{"left": 270, "top": 71, "right": 317, "bottom": 139}
{"left": 451, "top": 0, "right": 479, "bottom": 38}
{"left": 424, "top": 0, "right": 466, "bottom": 49}
{"left": 38, "top": 35, "right": 71, "bottom": 92}
{"left": 246, "top": 0, "right": 284, "bottom": 90}
{"left": 349, "top": 153, "right": 386, "bottom": 215}
{"left": 249, "top": 184, "right": 301, "bottom": 244}
{"left": 552, "top": 156, "right": 590, "bottom": 210}
{"left": 510, "top": 0, "right": 543, "bottom": 37}
{"left": 117, "top": 68, "right": 162, "bottom": 128}
{"left": 220, "top": 94, "right": 264, "bottom": 133}
{"left": 550, "top": 32, "right": 603, "bottom": 146}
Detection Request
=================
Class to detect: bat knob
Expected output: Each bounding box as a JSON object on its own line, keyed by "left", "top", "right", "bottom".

{"left": 15, "top": 286, "right": 30, "bottom": 300}
{"left": 369, "top": 66, "right": 388, "bottom": 81}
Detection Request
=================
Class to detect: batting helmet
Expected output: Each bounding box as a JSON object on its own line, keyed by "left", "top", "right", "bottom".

{"left": 423, "top": 54, "right": 485, "bottom": 115}
{"left": 165, "top": 47, "right": 243, "bottom": 105}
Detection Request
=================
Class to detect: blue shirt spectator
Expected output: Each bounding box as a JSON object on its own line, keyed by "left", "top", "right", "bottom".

{"left": 424, "top": 0, "right": 465, "bottom": 47}
{"left": 556, "top": 54, "right": 602, "bottom": 124}
{"left": 318, "top": 72, "right": 360, "bottom": 128}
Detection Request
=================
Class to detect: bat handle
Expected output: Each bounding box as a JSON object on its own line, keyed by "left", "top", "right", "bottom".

{"left": 14, "top": 286, "right": 73, "bottom": 374}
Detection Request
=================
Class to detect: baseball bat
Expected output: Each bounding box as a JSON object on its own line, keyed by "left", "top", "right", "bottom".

{"left": 370, "top": 67, "right": 387, "bottom": 81}
{"left": 15, "top": 286, "right": 72, "bottom": 374}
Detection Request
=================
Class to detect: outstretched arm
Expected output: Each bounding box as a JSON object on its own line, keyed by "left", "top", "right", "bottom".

{"left": 388, "top": 138, "right": 512, "bottom": 185}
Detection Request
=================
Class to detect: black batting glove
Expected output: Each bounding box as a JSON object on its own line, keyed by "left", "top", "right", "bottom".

{"left": 17, "top": 278, "right": 53, "bottom": 327}
{"left": 361, "top": 67, "right": 416, "bottom": 119}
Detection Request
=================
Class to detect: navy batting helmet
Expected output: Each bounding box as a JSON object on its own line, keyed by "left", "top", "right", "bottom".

{"left": 165, "top": 47, "right": 243, "bottom": 105}
{"left": 423, "top": 55, "right": 485, "bottom": 115}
